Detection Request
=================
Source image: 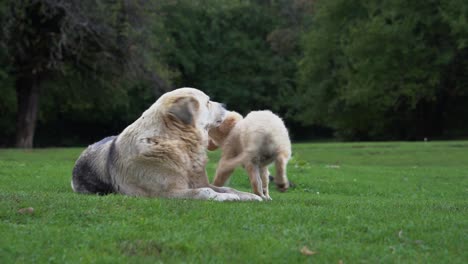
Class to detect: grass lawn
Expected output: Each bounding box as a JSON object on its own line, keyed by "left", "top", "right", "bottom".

{"left": 0, "top": 141, "right": 467, "bottom": 263}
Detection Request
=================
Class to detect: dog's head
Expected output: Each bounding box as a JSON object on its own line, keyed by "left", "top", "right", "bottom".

{"left": 207, "top": 111, "right": 243, "bottom": 150}
{"left": 163, "top": 88, "right": 226, "bottom": 130}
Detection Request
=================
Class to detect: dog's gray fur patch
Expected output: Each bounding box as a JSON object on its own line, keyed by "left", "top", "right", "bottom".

{"left": 72, "top": 136, "right": 117, "bottom": 195}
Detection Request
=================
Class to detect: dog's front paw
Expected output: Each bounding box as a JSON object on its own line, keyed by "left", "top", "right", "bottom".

{"left": 212, "top": 193, "right": 240, "bottom": 202}
{"left": 238, "top": 192, "right": 263, "bottom": 202}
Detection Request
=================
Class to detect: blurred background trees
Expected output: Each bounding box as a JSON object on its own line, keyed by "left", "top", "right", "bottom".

{"left": 0, "top": 0, "right": 467, "bottom": 147}
{"left": 296, "top": 0, "right": 468, "bottom": 140}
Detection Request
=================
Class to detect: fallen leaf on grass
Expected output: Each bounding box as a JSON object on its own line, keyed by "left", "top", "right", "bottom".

{"left": 338, "top": 260, "right": 344, "bottom": 264}
{"left": 18, "top": 207, "right": 34, "bottom": 214}
{"left": 300, "top": 246, "right": 317, "bottom": 256}
{"left": 398, "top": 230, "right": 403, "bottom": 238}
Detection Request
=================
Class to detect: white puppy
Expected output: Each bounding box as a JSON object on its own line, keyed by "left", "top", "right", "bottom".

{"left": 208, "top": 110, "right": 291, "bottom": 200}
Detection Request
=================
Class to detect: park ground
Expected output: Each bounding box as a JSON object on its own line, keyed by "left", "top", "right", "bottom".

{"left": 0, "top": 141, "right": 467, "bottom": 263}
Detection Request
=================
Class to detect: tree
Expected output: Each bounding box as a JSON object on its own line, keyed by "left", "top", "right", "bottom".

{"left": 296, "top": 0, "right": 468, "bottom": 140}
{"left": 1, "top": 0, "right": 167, "bottom": 148}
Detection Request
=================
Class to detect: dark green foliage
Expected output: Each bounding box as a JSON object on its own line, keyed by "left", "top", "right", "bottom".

{"left": 34, "top": 78, "right": 156, "bottom": 146}
{"left": 1, "top": 0, "right": 468, "bottom": 146}
{"left": 0, "top": 0, "right": 168, "bottom": 147}
{"left": 161, "top": 1, "right": 299, "bottom": 115}
{"left": 297, "top": 0, "right": 468, "bottom": 140}
{"left": 0, "top": 1, "right": 16, "bottom": 145}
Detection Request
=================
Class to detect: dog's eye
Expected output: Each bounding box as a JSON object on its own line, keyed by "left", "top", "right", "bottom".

{"left": 206, "top": 101, "right": 210, "bottom": 107}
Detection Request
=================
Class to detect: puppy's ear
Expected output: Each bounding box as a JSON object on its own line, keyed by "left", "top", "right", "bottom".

{"left": 167, "top": 96, "right": 199, "bottom": 126}
{"left": 218, "top": 112, "right": 242, "bottom": 134}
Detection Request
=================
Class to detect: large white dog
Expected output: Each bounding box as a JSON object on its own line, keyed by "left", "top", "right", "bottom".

{"left": 71, "top": 88, "right": 261, "bottom": 201}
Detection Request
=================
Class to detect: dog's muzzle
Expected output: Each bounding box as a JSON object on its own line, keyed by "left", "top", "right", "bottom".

{"left": 214, "top": 104, "right": 227, "bottom": 126}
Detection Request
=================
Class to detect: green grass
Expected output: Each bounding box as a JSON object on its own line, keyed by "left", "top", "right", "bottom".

{"left": 1, "top": 141, "right": 467, "bottom": 263}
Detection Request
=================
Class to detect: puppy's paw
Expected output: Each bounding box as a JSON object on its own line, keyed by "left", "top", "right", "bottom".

{"left": 269, "top": 175, "right": 294, "bottom": 191}
{"left": 276, "top": 184, "right": 289, "bottom": 192}
{"left": 262, "top": 189, "right": 272, "bottom": 201}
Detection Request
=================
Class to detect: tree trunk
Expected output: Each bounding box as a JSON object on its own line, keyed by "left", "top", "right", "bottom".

{"left": 15, "top": 74, "right": 41, "bottom": 148}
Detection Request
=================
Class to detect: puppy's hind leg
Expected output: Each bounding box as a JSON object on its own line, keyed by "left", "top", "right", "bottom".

{"left": 213, "top": 155, "right": 245, "bottom": 187}
{"left": 245, "top": 162, "right": 267, "bottom": 200}
{"left": 274, "top": 154, "right": 290, "bottom": 192}
{"left": 259, "top": 166, "right": 272, "bottom": 200}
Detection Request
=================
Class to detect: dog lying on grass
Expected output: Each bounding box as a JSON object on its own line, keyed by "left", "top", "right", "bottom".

{"left": 208, "top": 110, "right": 291, "bottom": 200}
{"left": 71, "top": 88, "right": 261, "bottom": 201}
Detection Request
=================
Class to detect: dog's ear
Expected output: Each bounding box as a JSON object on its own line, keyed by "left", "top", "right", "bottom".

{"left": 167, "top": 96, "right": 200, "bottom": 126}
{"left": 207, "top": 139, "right": 219, "bottom": 151}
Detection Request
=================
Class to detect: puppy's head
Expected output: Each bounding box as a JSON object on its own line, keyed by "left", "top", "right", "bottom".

{"left": 164, "top": 88, "right": 226, "bottom": 129}
{"left": 208, "top": 111, "right": 243, "bottom": 149}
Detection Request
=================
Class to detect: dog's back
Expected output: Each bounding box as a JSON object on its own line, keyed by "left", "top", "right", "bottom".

{"left": 71, "top": 136, "right": 117, "bottom": 195}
